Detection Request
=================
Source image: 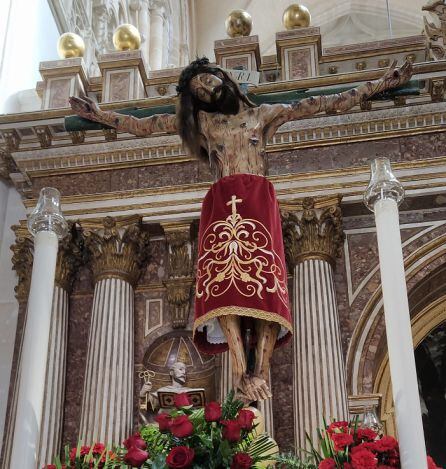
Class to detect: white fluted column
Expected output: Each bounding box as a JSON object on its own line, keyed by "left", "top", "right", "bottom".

{"left": 284, "top": 198, "right": 348, "bottom": 451}
{"left": 219, "top": 352, "right": 233, "bottom": 402}
{"left": 79, "top": 278, "right": 134, "bottom": 444}
{"left": 258, "top": 372, "right": 274, "bottom": 438}
{"left": 79, "top": 217, "right": 149, "bottom": 446}
{"left": 37, "top": 286, "right": 68, "bottom": 466}
{"left": 149, "top": 2, "right": 165, "bottom": 70}
{"left": 10, "top": 188, "right": 67, "bottom": 469}
{"left": 294, "top": 259, "right": 348, "bottom": 447}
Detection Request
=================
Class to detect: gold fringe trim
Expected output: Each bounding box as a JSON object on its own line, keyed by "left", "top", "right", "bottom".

{"left": 193, "top": 305, "right": 293, "bottom": 337}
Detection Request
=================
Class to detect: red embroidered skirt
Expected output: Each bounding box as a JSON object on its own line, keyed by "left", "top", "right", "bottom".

{"left": 193, "top": 173, "right": 292, "bottom": 354}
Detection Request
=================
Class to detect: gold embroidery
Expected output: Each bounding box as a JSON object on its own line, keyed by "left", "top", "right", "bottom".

{"left": 196, "top": 195, "right": 288, "bottom": 308}
{"left": 193, "top": 305, "right": 293, "bottom": 336}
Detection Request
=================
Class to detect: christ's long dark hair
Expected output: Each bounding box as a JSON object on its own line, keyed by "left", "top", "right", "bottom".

{"left": 176, "top": 57, "right": 256, "bottom": 161}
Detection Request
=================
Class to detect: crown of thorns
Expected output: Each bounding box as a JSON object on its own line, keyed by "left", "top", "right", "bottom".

{"left": 176, "top": 57, "right": 218, "bottom": 94}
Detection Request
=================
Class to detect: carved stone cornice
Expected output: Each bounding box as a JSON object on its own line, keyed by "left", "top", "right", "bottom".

{"left": 83, "top": 216, "right": 150, "bottom": 286}
{"left": 162, "top": 222, "right": 194, "bottom": 328}
{"left": 55, "top": 222, "right": 86, "bottom": 291}
{"left": 282, "top": 196, "right": 344, "bottom": 269}
{"left": 10, "top": 227, "right": 34, "bottom": 301}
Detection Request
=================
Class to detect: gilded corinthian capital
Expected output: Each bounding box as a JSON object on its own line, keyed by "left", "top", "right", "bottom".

{"left": 11, "top": 222, "right": 86, "bottom": 299}
{"left": 282, "top": 196, "right": 344, "bottom": 269}
{"left": 162, "top": 222, "right": 194, "bottom": 329}
{"left": 11, "top": 227, "right": 34, "bottom": 301}
{"left": 84, "top": 216, "right": 150, "bottom": 286}
{"left": 55, "top": 222, "right": 86, "bottom": 292}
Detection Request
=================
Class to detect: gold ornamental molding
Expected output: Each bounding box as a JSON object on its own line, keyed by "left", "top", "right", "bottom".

{"left": 282, "top": 196, "right": 344, "bottom": 269}
{"left": 83, "top": 216, "right": 150, "bottom": 286}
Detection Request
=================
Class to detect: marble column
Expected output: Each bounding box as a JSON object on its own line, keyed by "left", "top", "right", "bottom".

{"left": 79, "top": 217, "right": 150, "bottom": 446}
{"left": 283, "top": 197, "right": 348, "bottom": 451}
{"left": 37, "top": 226, "right": 84, "bottom": 468}
{"left": 149, "top": 1, "right": 165, "bottom": 70}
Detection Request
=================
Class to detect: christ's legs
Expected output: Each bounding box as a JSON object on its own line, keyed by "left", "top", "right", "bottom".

{"left": 219, "top": 315, "right": 278, "bottom": 403}
{"left": 218, "top": 315, "right": 246, "bottom": 393}
{"left": 254, "top": 319, "right": 280, "bottom": 384}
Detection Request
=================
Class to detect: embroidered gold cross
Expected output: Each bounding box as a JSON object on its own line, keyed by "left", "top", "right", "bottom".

{"left": 227, "top": 195, "right": 242, "bottom": 217}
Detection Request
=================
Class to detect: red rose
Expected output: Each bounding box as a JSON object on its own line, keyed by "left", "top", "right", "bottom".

{"left": 44, "top": 466, "right": 57, "bottom": 469}
{"left": 231, "top": 452, "right": 253, "bottom": 469}
{"left": 166, "top": 446, "right": 195, "bottom": 468}
{"left": 327, "top": 421, "right": 349, "bottom": 434}
{"left": 237, "top": 409, "right": 255, "bottom": 430}
{"left": 69, "top": 446, "right": 91, "bottom": 461}
{"left": 427, "top": 456, "right": 441, "bottom": 469}
{"left": 170, "top": 415, "right": 194, "bottom": 438}
{"left": 319, "top": 458, "right": 336, "bottom": 469}
{"left": 123, "top": 432, "right": 147, "bottom": 450}
{"left": 174, "top": 392, "right": 191, "bottom": 407}
{"left": 124, "top": 446, "right": 149, "bottom": 467}
{"left": 221, "top": 420, "right": 242, "bottom": 442}
{"left": 373, "top": 436, "right": 398, "bottom": 453}
{"left": 351, "top": 448, "right": 377, "bottom": 468}
{"left": 92, "top": 442, "right": 106, "bottom": 454}
{"left": 205, "top": 401, "right": 222, "bottom": 422}
{"left": 331, "top": 432, "right": 354, "bottom": 451}
{"left": 155, "top": 412, "right": 172, "bottom": 432}
{"left": 356, "top": 428, "right": 377, "bottom": 442}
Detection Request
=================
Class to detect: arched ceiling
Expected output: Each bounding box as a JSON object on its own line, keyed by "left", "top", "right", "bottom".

{"left": 193, "top": 0, "right": 427, "bottom": 58}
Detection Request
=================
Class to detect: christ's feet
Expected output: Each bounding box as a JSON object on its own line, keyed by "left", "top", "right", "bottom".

{"left": 235, "top": 374, "right": 272, "bottom": 403}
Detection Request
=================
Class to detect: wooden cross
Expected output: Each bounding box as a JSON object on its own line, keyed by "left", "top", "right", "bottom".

{"left": 227, "top": 195, "right": 242, "bottom": 217}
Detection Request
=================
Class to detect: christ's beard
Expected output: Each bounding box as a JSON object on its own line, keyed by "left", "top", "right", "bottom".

{"left": 207, "top": 84, "right": 240, "bottom": 115}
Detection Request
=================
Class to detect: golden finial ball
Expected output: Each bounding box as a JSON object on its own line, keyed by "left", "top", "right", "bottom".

{"left": 225, "top": 10, "right": 252, "bottom": 38}
{"left": 113, "top": 24, "right": 141, "bottom": 51}
{"left": 57, "top": 32, "right": 85, "bottom": 59}
{"left": 283, "top": 4, "right": 311, "bottom": 29}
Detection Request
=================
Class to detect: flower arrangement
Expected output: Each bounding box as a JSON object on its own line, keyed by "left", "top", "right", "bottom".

{"left": 275, "top": 419, "right": 442, "bottom": 469}
{"left": 44, "top": 392, "right": 277, "bottom": 469}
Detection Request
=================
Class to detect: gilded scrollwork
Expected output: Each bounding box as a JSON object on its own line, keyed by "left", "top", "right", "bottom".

{"left": 84, "top": 216, "right": 150, "bottom": 286}
{"left": 282, "top": 196, "right": 344, "bottom": 270}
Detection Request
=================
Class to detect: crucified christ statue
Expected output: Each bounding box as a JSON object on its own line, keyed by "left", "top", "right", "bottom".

{"left": 70, "top": 57, "right": 412, "bottom": 403}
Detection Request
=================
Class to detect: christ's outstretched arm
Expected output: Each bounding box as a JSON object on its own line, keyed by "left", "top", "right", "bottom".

{"left": 262, "top": 60, "right": 413, "bottom": 140}
{"left": 69, "top": 95, "right": 177, "bottom": 137}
